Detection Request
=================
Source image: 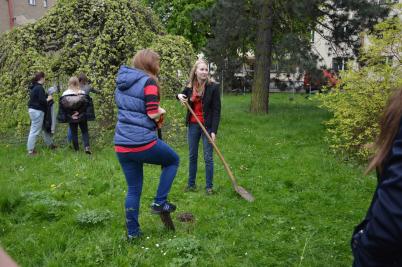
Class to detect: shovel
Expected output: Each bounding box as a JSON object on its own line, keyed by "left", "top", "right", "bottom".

{"left": 183, "top": 101, "right": 255, "bottom": 202}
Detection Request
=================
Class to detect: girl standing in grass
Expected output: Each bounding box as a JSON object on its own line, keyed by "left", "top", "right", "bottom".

{"left": 59, "top": 76, "right": 91, "bottom": 154}
{"left": 114, "top": 49, "right": 179, "bottom": 240}
{"left": 352, "top": 88, "right": 402, "bottom": 266}
{"left": 27, "top": 71, "right": 56, "bottom": 156}
{"left": 177, "top": 59, "right": 221, "bottom": 195}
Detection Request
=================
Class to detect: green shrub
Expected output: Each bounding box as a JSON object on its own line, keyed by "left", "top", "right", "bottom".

{"left": 0, "top": 0, "right": 195, "bottom": 137}
{"left": 162, "top": 237, "right": 202, "bottom": 266}
{"left": 150, "top": 34, "right": 196, "bottom": 98}
{"left": 76, "top": 209, "right": 113, "bottom": 226}
{"left": 319, "top": 12, "right": 402, "bottom": 161}
{"left": 23, "top": 191, "right": 68, "bottom": 221}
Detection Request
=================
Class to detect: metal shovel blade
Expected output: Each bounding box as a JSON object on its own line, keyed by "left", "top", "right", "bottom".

{"left": 159, "top": 212, "right": 175, "bottom": 231}
{"left": 235, "top": 185, "right": 255, "bottom": 202}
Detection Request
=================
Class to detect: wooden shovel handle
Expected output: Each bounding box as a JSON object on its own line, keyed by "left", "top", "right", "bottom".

{"left": 184, "top": 101, "right": 238, "bottom": 187}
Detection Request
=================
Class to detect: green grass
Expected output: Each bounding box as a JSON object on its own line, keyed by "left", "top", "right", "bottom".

{"left": 0, "top": 94, "right": 376, "bottom": 266}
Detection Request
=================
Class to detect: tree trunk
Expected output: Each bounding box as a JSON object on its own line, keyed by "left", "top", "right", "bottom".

{"left": 250, "top": 0, "right": 273, "bottom": 113}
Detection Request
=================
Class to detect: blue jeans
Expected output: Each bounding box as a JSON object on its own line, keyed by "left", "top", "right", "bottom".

{"left": 116, "top": 139, "right": 179, "bottom": 236}
{"left": 67, "top": 126, "right": 72, "bottom": 143}
{"left": 188, "top": 123, "right": 214, "bottom": 189}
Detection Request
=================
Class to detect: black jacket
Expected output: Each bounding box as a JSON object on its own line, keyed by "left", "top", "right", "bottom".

{"left": 28, "top": 82, "right": 48, "bottom": 112}
{"left": 352, "top": 120, "right": 402, "bottom": 266}
{"left": 178, "top": 82, "right": 221, "bottom": 134}
{"left": 57, "top": 94, "right": 93, "bottom": 123}
{"left": 43, "top": 99, "right": 54, "bottom": 133}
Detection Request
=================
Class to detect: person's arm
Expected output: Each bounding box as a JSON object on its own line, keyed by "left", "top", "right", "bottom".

{"left": 35, "top": 86, "right": 48, "bottom": 107}
{"left": 0, "top": 248, "right": 18, "bottom": 267}
{"left": 359, "top": 123, "right": 402, "bottom": 257}
{"left": 144, "top": 79, "right": 164, "bottom": 120}
{"left": 177, "top": 87, "right": 191, "bottom": 104}
{"left": 210, "top": 84, "right": 221, "bottom": 138}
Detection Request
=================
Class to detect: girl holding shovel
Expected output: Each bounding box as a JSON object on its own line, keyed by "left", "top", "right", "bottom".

{"left": 177, "top": 59, "right": 221, "bottom": 195}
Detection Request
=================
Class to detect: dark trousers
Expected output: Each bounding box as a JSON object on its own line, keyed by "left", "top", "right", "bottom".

{"left": 116, "top": 139, "right": 179, "bottom": 236}
{"left": 69, "top": 120, "right": 89, "bottom": 151}
{"left": 352, "top": 231, "right": 402, "bottom": 267}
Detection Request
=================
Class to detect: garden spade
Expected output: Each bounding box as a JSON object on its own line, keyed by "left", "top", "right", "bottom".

{"left": 183, "top": 101, "right": 255, "bottom": 202}
{"left": 159, "top": 212, "right": 175, "bottom": 231}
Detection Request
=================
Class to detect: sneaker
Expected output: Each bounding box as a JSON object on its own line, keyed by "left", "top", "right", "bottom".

{"left": 127, "top": 231, "right": 142, "bottom": 242}
{"left": 49, "top": 144, "right": 57, "bottom": 150}
{"left": 151, "top": 201, "right": 176, "bottom": 214}
{"left": 206, "top": 188, "right": 214, "bottom": 195}
{"left": 85, "top": 147, "right": 92, "bottom": 154}
{"left": 185, "top": 185, "right": 197, "bottom": 192}
{"left": 27, "top": 150, "right": 37, "bottom": 156}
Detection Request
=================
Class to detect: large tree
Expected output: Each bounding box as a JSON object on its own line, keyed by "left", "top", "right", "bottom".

{"left": 203, "top": 0, "right": 390, "bottom": 113}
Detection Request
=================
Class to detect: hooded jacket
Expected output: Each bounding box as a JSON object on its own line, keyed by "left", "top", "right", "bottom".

{"left": 352, "top": 119, "right": 402, "bottom": 266}
{"left": 114, "top": 66, "right": 157, "bottom": 146}
{"left": 28, "top": 82, "right": 48, "bottom": 112}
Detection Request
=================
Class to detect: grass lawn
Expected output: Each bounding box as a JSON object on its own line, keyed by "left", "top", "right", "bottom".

{"left": 0, "top": 94, "right": 376, "bottom": 266}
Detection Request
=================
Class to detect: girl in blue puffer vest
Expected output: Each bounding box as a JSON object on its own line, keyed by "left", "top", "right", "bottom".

{"left": 114, "top": 49, "right": 179, "bottom": 240}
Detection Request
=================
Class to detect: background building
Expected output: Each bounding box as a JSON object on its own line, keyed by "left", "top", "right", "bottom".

{"left": 311, "top": 0, "right": 401, "bottom": 71}
{"left": 1, "top": 0, "right": 56, "bottom": 34}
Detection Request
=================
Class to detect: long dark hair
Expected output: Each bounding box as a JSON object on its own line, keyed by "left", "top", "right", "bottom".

{"left": 366, "top": 88, "right": 402, "bottom": 174}
{"left": 32, "top": 71, "right": 45, "bottom": 84}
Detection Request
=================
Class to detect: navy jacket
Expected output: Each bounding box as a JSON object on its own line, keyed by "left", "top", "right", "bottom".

{"left": 28, "top": 82, "right": 48, "bottom": 112}
{"left": 114, "top": 66, "right": 157, "bottom": 146}
{"left": 178, "top": 82, "right": 221, "bottom": 134}
{"left": 352, "top": 120, "right": 402, "bottom": 266}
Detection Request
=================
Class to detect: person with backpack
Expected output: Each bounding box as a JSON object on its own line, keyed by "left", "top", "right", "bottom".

{"left": 27, "top": 71, "right": 56, "bottom": 156}
{"left": 58, "top": 76, "right": 92, "bottom": 154}
{"left": 67, "top": 73, "right": 97, "bottom": 143}
{"left": 352, "top": 88, "right": 402, "bottom": 266}
{"left": 114, "top": 49, "right": 179, "bottom": 240}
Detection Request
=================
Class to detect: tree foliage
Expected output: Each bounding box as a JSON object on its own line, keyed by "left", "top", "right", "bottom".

{"left": 201, "top": 0, "right": 390, "bottom": 113}
{"left": 319, "top": 9, "right": 402, "bottom": 161}
{"left": 143, "top": 0, "right": 215, "bottom": 51}
{"left": 0, "top": 0, "right": 195, "bottom": 135}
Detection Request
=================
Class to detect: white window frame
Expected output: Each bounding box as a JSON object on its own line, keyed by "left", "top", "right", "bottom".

{"left": 43, "top": 0, "right": 48, "bottom": 8}
{"left": 29, "top": 0, "right": 36, "bottom": 6}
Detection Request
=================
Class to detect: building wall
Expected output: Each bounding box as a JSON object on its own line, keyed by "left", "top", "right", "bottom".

{"left": 0, "top": 1, "right": 10, "bottom": 33}
{"left": 311, "top": 0, "right": 401, "bottom": 72}
{"left": 0, "top": 0, "right": 56, "bottom": 34}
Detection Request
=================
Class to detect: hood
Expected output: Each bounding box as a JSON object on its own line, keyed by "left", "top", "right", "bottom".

{"left": 28, "top": 82, "right": 40, "bottom": 90}
{"left": 116, "top": 66, "right": 148, "bottom": 91}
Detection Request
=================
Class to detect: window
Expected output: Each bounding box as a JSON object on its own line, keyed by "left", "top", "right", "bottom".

{"left": 43, "top": 0, "right": 48, "bottom": 8}
{"left": 29, "top": 0, "right": 36, "bottom": 5}
{"left": 377, "top": 0, "right": 399, "bottom": 4}
{"left": 332, "top": 57, "right": 352, "bottom": 72}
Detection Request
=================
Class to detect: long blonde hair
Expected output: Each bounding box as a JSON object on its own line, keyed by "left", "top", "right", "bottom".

{"left": 187, "top": 59, "right": 211, "bottom": 88}
{"left": 366, "top": 88, "right": 402, "bottom": 175}
{"left": 68, "top": 76, "right": 80, "bottom": 92}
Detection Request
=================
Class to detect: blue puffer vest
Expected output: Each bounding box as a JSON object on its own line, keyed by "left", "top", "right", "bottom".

{"left": 114, "top": 66, "right": 157, "bottom": 146}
